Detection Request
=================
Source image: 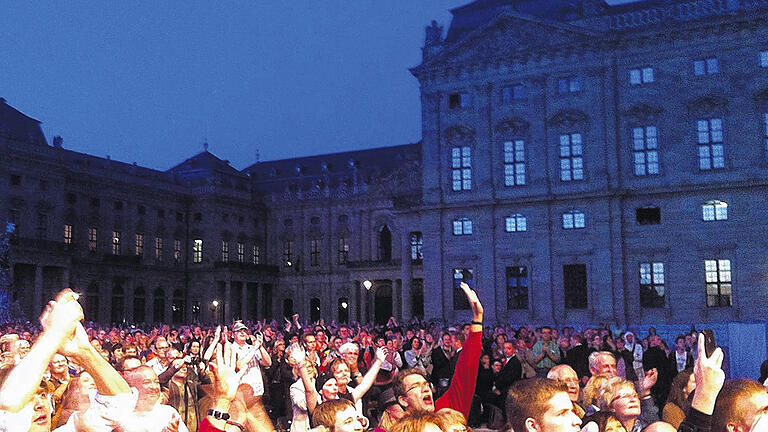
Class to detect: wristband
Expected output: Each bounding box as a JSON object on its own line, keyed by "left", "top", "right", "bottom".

{"left": 471, "top": 321, "right": 482, "bottom": 325}
{"left": 226, "top": 420, "right": 246, "bottom": 431}
{"left": 208, "top": 409, "right": 230, "bottom": 420}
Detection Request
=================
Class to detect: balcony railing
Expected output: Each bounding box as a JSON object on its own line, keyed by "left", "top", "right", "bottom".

{"left": 345, "top": 259, "right": 402, "bottom": 269}
{"left": 213, "top": 261, "right": 280, "bottom": 274}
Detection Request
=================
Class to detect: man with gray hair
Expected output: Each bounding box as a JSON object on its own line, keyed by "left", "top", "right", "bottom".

{"left": 547, "top": 364, "right": 585, "bottom": 418}
{"left": 588, "top": 351, "right": 618, "bottom": 378}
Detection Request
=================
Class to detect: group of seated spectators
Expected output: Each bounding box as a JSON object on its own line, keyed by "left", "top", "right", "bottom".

{"left": 0, "top": 284, "right": 764, "bottom": 432}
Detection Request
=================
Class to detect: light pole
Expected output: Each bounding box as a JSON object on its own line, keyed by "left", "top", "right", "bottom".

{"left": 363, "top": 280, "right": 373, "bottom": 323}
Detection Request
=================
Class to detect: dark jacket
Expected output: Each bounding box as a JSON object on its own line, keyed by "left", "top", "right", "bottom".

{"left": 431, "top": 346, "right": 453, "bottom": 384}
{"left": 495, "top": 356, "right": 522, "bottom": 394}
{"left": 565, "top": 344, "right": 594, "bottom": 379}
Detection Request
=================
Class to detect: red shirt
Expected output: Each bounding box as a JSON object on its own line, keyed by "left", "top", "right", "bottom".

{"left": 434, "top": 330, "right": 482, "bottom": 418}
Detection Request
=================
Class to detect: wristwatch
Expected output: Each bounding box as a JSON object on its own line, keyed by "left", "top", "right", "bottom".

{"left": 208, "top": 409, "right": 231, "bottom": 420}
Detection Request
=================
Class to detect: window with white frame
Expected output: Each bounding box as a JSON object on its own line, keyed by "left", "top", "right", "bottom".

{"left": 192, "top": 239, "right": 203, "bottom": 263}
{"left": 135, "top": 233, "right": 143, "bottom": 256}
{"left": 174, "top": 239, "right": 182, "bottom": 263}
{"left": 705, "top": 259, "right": 732, "bottom": 307}
{"left": 557, "top": 77, "right": 581, "bottom": 94}
{"left": 64, "top": 224, "right": 72, "bottom": 245}
{"left": 559, "top": 133, "right": 584, "bottom": 181}
{"left": 452, "top": 217, "right": 473, "bottom": 235}
{"left": 221, "top": 240, "right": 229, "bottom": 262}
{"left": 155, "top": 237, "right": 163, "bottom": 261}
{"left": 761, "top": 50, "right": 768, "bottom": 68}
{"left": 88, "top": 227, "right": 97, "bottom": 252}
{"left": 502, "top": 85, "right": 525, "bottom": 103}
{"left": 639, "top": 262, "right": 665, "bottom": 308}
{"left": 693, "top": 58, "right": 719, "bottom": 76}
{"left": 505, "top": 214, "right": 527, "bottom": 232}
{"left": 112, "top": 231, "right": 121, "bottom": 255}
{"left": 697, "top": 118, "right": 724, "bottom": 170}
{"left": 629, "top": 67, "right": 654, "bottom": 85}
{"left": 632, "top": 126, "right": 659, "bottom": 176}
{"left": 503, "top": 140, "right": 526, "bottom": 186}
{"left": 409, "top": 232, "right": 423, "bottom": 262}
{"left": 702, "top": 200, "right": 728, "bottom": 221}
{"left": 237, "top": 242, "right": 245, "bottom": 263}
{"left": 451, "top": 146, "right": 472, "bottom": 191}
{"left": 253, "top": 244, "right": 261, "bottom": 264}
{"left": 562, "top": 210, "right": 585, "bottom": 229}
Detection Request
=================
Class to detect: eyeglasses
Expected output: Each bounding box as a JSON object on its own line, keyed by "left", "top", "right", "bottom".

{"left": 611, "top": 392, "right": 638, "bottom": 405}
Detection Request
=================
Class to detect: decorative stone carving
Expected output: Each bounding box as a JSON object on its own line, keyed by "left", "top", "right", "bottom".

{"left": 686, "top": 94, "right": 728, "bottom": 113}
{"left": 443, "top": 125, "right": 476, "bottom": 145}
{"left": 624, "top": 103, "right": 665, "bottom": 121}
{"left": 548, "top": 109, "right": 589, "bottom": 128}
{"left": 494, "top": 117, "right": 531, "bottom": 135}
{"left": 753, "top": 88, "right": 768, "bottom": 103}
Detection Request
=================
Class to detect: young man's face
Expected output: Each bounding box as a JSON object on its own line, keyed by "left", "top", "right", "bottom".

{"left": 235, "top": 329, "right": 249, "bottom": 343}
{"left": 303, "top": 335, "right": 317, "bottom": 352}
{"left": 334, "top": 406, "right": 366, "bottom": 432}
{"left": 526, "top": 392, "right": 582, "bottom": 432}
{"left": 398, "top": 373, "right": 434, "bottom": 412}
{"left": 28, "top": 388, "right": 52, "bottom": 432}
{"left": 734, "top": 390, "right": 768, "bottom": 432}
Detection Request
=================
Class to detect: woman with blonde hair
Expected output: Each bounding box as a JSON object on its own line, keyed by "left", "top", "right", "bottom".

{"left": 437, "top": 407, "right": 469, "bottom": 432}
{"left": 597, "top": 377, "right": 659, "bottom": 432}
{"left": 581, "top": 374, "right": 611, "bottom": 416}
{"left": 390, "top": 410, "right": 448, "bottom": 432}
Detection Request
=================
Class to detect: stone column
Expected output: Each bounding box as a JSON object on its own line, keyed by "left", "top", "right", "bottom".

{"left": 224, "top": 280, "right": 232, "bottom": 323}
{"left": 62, "top": 267, "right": 70, "bottom": 289}
{"left": 33, "top": 266, "right": 43, "bottom": 315}
{"left": 400, "top": 232, "right": 413, "bottom": 320}
{"left": 393, "top": 279, "right": 402, "bottom": 321}
{"left": 125, "top": 279, "right": 134, "bottom": 323}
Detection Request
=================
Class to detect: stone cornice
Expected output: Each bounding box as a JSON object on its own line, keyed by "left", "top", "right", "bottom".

{"left": 685, "top": 94, "right": 729, "bottom": 114}
{"left": 443, "top": 125, "right": 476, "bottom": 146}
{"left": 494, "top": 117, "right": 531, "bottom": 136}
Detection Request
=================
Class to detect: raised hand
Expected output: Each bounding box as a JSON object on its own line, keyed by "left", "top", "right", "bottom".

{"left": 287, "top": 342, "right": 306, "bottom": 365}
{"left": 253, "top": 333, "right": 264, "bottom": 350}
{"left": 639, "top": 368, "right": 658, "bottom": 397}
{"left": 459, "top": 282, "right": 483, "bottom": 323}
{"left": 691, "top": 333, "right": 725, "bottom": 415}
{"left": 375, "top": 347, "right": 387, "bottom": 363}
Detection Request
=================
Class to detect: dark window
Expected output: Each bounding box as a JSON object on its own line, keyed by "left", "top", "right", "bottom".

{"left": 282, "top": 241, "right": 294, "bottom": 267}
{"left": 310, "top": 298, "right": 321, "bottom": 322}
{"left": 114, "top": 201, "right": 123, "bottom": 211}
{"left": 9, "top": 175, "right": 21, "bottom": 186}
{"left": 558, "top": 77, "right": 581, "bottom": 94}
{"left": 193, "top": 213, "right": 202, "bottom": 222}
{"left": 636, "top": 207, "right": 661, "bottom": 225}
{"left": 66, "top": 193, "right": 77, "bottom": 204}
{"left": 412, "top": 279, "right": 424, "bottom": 318}
{"left": 153, "top": 288, "right": 165, "bottom": 322}
{"left": 448, "top": 92, "right": 470, "bottom": 109}
{"left": 158, "top": 209, "right": 165, "bottom": 218}
{"left": 138, "top": 205, "right": 146, "bottom": 215}
{"left": 338, "top": 214, "right": 349, "bottom": 225}
{"left": 111, "top": 283, "right": 124, "bottom": 324}
{"left": 453, "top": 268, "right": 474, "bottom": 310}
{"left": 133, "top": 287, "right": 145, "bottom": 323}
{"left": 563, "top": 264, "right": 588, "bottom": 309}
{"left": 506, "top": 266, "right": 529, "bottom": 309}
{"left": 176, "top": 212, "right": 183, "bottom": 222}
{"left": 39, "top": 180, "right": 49, "bottom": 191}
{"left": 639, "top": 262, "right": 665, "bottom": 308}
{"left": 310, "top": 239, "right": 320, "bottom": 266}
{"left": 283, "top": 298, "right": 294, "bottom": 318}
{"left": 90, "top": 198, "right": 100, "bottom": 208}
{"left": 337, "top": 297, "right": 349, "bottom": 323}
{"left": 378, "top": 225, "right": 392, "bottom": 261}
{"left": 172, "top": 289, "right": 185, "bottom": 323}
{"left": 337, "top": 238, "right": 349, "bottom": 265}
{"left": 502, "top": 85, "right": 525, "bottom": 103}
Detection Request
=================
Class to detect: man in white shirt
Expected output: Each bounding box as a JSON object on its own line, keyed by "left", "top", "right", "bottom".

{"left": 228, "top": 321, "right": 273, "bottom": 432}
{"left": 123, "top": 365, "right": 189, "bottom": 432}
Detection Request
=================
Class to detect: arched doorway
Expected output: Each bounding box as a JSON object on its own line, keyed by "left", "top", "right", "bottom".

{"left": 337, "top": 297, "right": 349, "bottom": 323}
{"left": 133, "top": 286, "right": 145, "bottom": 323}
{"left": 283, "top": 298, "right": 294, "bottom": 318}
{"left": 153, "top": 288, "right": 165, "bottom": 323}
{"left": 111, "top": 282, "right": 124, "bottom": 324}
{"left": 310, "top": 298, "right": 321, "bottom": 323}
{"left": 172, "top": 289, "right": 185, "bottom": 323}
{"left": 374, "top": 281, "right": 393, "bottom": 325}
{"left": 378, "top": 225, "right": 392, "bottom": 262}
{"left": 85, "top": 282, "right": 99, "bottom": 321}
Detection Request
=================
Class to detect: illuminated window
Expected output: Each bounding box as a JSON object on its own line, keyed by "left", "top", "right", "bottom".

{"left": 64, "top": 224, "right": 72, "bottom": 244}
{"left": 237, "top": 242, "right": 245, "bottom": 263}
{"left": 503, "top": 140, "right": 526, "bottom": 186}
{"left": 693, "top": 58, "right": 719, "bottom": 76}
{"left": 557, "top": 76, "right": 580, "bottom": 94}
{"left": 409, "top": 232, "right": 423, "bottom": 262}
{"left": 506, "top": 266, "right": 528, "bottom": 309}
{"left": 88, "top": 227, "right": 97, "bottom": 252}
{"left": 562, "top": 210, "right": 585, "bottom": 229}
{"left": 629, "top": 67, "right": 654, "bottom": 85}
{"left": 451, "top": 147, "right": 472, "bottom": 191}
{"left": 112, "top": 231, "right": 121, "bottom": 255}
{"left": 505, "top": 214, "right": 527, "bottom": 232}
{"left": 632, "top": 126, "right": 659, "bottom": 176}
{"left": 155, "top": 237, "right": 163, "bottom": 261}
{"left": 452, "top": 217, "right": 473, "bottom": 235}
{"left": 702, "top": 200, "right": 727, "bottom": 221}
{"left": 174, "top": 239, "right": 182, "bottom": 263}
{"left": 135, "top": 233, "right": 144, "bottom": 256}
{"left": 639, "top": 262, "right": 665, "bottom": 308}
{"left": 221, "top": 240, "right": 229, "bottom": 262}
{"left": 253, "top": 244, "right": 261, "bottom": 265}
{"left": 705, "top": 259, "right": 731, "bottom": 307}
{"left": 560, "top": 133, "right": 584, "bottom": 181}
{"left": 193, "top": 239, "right": 203, "bottom": 263}
{"left": 697, "top": 119, "right": 724, "bottom": 170}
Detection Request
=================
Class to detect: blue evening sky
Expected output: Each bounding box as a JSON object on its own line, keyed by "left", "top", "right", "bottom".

{"left": 1, "top": 1, "right": 628, "bottom": 170}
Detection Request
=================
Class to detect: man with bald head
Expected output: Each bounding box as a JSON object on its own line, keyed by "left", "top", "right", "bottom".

{"left": 123, "top": 365, "right": 189, "bottom": 432}
{"left": 547, "top": 364, "right": 585, "bottom": 418}
{"left": 644, "top": 421, "right": 678, "bottom": 432}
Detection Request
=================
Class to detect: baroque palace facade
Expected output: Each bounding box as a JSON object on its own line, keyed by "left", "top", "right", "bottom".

{"left": 3, "top": 0, "right": 768, "bottom": 332}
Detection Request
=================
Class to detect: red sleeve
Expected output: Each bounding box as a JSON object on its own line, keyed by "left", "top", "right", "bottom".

{"left": 435, "top": 330, "right": 481, "bottom": 418}
{"left": 198, "top": 418, "right": 225, "bottom": 432}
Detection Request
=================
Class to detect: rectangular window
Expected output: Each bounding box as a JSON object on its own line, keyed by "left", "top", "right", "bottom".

{"left": 310, "top": 239, "right": 320, "bottom": 266}
{"left": 502, "top": 84, "right": 524, "bottom": 103}
{"left": 36, "top": 213, "right": 47, "bottom": 239}
{"left": 452, "top": 218, "right": 473, "bottom": 235}
{"left": 88, "top": 227, "right": 97, "bottom": 252}
{"left": 282, "top": 240, "right": 294, "bottom": 267}
{"left": 237, "top": 242, "right": 245, "bottom": 263}
{"left": 114, "top": 201, "right": 123, "bottom": 211}
{"left": 63, "top": 224, "right": 72, "bottom": 245}
{"left": 559, "top": 133, "right": 584, "bottom": 181}
{"left": 562, "top": 210, "right": 586, "bottom": 229}
{"left": 697, "top": 119, "right": 724, "bottom": 170}
{"left": 453, "top": 268, "right": 474, "bottom": 310}
{"left": 506, "top": 266, "right": 529, "bottom": 309}
{"left": 9, "top": 174, "right": 21, "bottom": 186}
{"left": 563, "top": 264, "right": 588, "bottom": 309}
{"left": 705, "top": 259, "right": 732, "bottom": 307}
{"left": 174, "top": 239, "right": 182, "bottom": 263}
{"left": 503, "top": 140, "right": 526, "bottom": 186}
{"left": 632, "top": 126, "right": 659, "bottom": 176}
{"left": 192, "top": 239, "right": 203, "bottom": 263}
{"left": 639, "top": 262, "right": 665, "bottom": 308}
{"left": 451, "top": 146, "right": 472, "bottom": 191}
{"left": 221, "top": 240, "right": 229, "bottom": 262}
{"left": 409, "top": 232, "right": 423, "bottom": 262}
{"left": 337, "top": 238, "right": 349, "bottom": 265}
{"left": 253, "top": 244, "right": 261, "bottom": 264}
{"left": 155, "top": 237, "right": 163, "bottom": 261}
{"left": 693, "top": 58, "right": 719, "bottom": 76}
{"left": 557, "top": 77, "right": 581, "bottom": 94}
{"left": 636, "top": 207, "right": 661, "bottom": 225}
{"left": 702, "top": 200, "right": 728, "bottom": 221}
{"left": 135, "top": 233, "right": 143, "bottom": 256}
{"left": 112, "top": 231, "right": 121, "bottom": 255}
{"left": 505, "top": 214, "right": 527, "bottom": 232}
{"left": 448, "top": 92, "right": 471, "bottom": 109}
{"left": 629, "top": 67, "right": 654, "bottom": 85}
{"left": 760, "top": 50, "right": 768, "bottom": 68}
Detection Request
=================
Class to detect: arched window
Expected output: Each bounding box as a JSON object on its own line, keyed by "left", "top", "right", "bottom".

{"left": 153, "top": 288, "right": 165, "bottom": 323}
{"left": 562, "top": 210, "right": 585, "bottom": 229}
{"left": 378, "top": 225, "right": 392, "bottom": 262}
{"left": 133, "top": 286, "right": 145, "bottom": 323}
{"left": 702, "top": 200, "right": 727, "bottom": 221}
{"left": 111, "top": 283, "right": 124, "bottom": 324}
{"left": 337, "top": 297, "right": 349, "bottom": 323}
{"left": 505, "top": 214, "right": 527, "bottom": 232}
{"left": 310, "top": 298, "right": 321, "bottom": 323}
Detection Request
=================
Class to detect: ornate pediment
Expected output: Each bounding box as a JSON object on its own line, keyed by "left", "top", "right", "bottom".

{"left": 494, "top": 117, "right": 530, "bottom": 135}
{"left": 686, "top": 94, "right": 729, "bottom": 114}
{"left": 443, "top": 125, "right": 476, "bottom": 145}
{"left": 624, "top": 103, "right": 665, "bottom": 121}
{"left": 548, "top": 109, "right": 589, "bottom": 128}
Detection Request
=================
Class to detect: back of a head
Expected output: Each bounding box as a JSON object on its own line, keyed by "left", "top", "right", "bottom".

{"left": 643, "top": 421, "right": 678, "bottom": 432}
{"left": 436, "top": 408, "right": 466, "bottom": 428}
{"left": 507, "top": 378, "right": 569, "bottom": 432}
{"left": 391, "top": 410, "right": 447, "bottom": 432}
{"left": 312, "top": 398, "right": 355, "bottom": 429}
{"left": 713, "top": 379, "right": 768, "bottom": 432}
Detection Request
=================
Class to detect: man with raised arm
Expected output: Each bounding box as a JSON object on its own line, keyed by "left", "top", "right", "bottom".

{"left": 392, "top": 282, "right": 483, "bottom": 420}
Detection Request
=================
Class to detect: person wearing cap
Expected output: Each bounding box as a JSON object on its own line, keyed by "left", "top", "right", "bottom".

{"left": 227, "top": 320, "right": 273, "bottom": 432}
{"left": 374, "top": 388, "right": 404, "bottom": 432}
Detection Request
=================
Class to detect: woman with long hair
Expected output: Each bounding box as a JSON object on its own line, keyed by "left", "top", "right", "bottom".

{"left": 662, "top": 369, "right": 694, "bottom": 428}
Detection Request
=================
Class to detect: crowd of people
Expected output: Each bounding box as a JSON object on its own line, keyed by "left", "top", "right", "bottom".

{"left": 0, "top": 284, "right": 764, "bottom": 432}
